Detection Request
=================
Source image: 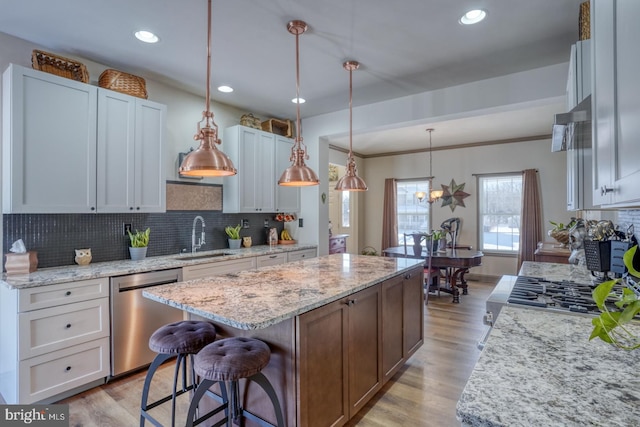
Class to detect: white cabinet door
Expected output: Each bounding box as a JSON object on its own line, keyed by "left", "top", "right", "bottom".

{"left": 223, "top": 126, "right": 276, "bottom": 213}
{"left": 2, "top": 64, "right": 97, "bottom": 213}
{"left": 592, "top": 0, "right": 640, "bottom": 207}
{"left": 591, "top": 0, "right": 615, "bottom": 205}
{"left": 135, "top": 99, "right": 166, "bottom": 212}
{"left": 275, "top": 136, "right": 301, "bottom": 212}
{"left": 611, "top": 0, "right": 640, "bottom": 205}
{"left": 97, "top": 89, "right": 166, "bottom": 212}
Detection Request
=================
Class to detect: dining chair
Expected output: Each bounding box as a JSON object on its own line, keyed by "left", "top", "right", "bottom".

{"left": 423, "top": 233, "right": 440, "bottom": 303}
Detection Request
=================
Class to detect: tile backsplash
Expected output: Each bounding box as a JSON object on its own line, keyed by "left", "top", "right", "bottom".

{"left": 3, "top": 212, "right": 284, "bottom": 269}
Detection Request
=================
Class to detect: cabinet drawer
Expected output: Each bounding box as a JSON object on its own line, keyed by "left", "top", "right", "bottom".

{"left": 286, "top": 248, "right": 317, "bottom": 263}
{"left": 183, "top": 258, "right": 256, "bottom": 281}
{"left": 19, "top": 298, "right": 109, "bottom": 359}
{"left": 18, "top": 277, "right": 109, "bottom": 312}
{"left": 18, "top": 337, "right": 109, "bottom": 404}
{"left": 256, "top": 253, "right": 286, "bottom": 268}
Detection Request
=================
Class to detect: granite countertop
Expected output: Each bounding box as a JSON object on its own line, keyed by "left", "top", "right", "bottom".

{"left": 0, "top": 244, "right": 317, "bottom": 290}
{"left": 456, "top": 306, "right": 640, "bottom": 427}
{"left": 519, "top": 260, "right": 595, "bottom": 284}
{"left": 143, "top": 254, "right": 424, "bottom": 330}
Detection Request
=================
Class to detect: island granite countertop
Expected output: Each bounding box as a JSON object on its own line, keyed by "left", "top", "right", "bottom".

{"left": 456, "top": 305, "right": 640, "bottom": 427}
{"left": 0, "top": 244, "right": 317, "bottom": 290}
{"left": 143, "top": 253, "right": 424, "bottom": 330}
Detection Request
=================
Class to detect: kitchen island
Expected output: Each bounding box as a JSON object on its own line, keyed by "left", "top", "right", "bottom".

{"left": 457, "top": 303, "right": 640, "bottom": 426}
{"left": 143, "top": 253, "right": 425, "bottom": 427}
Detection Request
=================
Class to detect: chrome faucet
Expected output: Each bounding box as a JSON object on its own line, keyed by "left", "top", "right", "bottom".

{"left": 191, "top": 216, "right": 206, "bottom": 253}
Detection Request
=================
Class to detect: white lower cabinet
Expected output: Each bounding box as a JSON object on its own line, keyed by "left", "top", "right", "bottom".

{"left": 286, "top": 248, "right": 317, "bottom": 262}
{"left": 0, "top": 278, "right": 110, "bottom": 404}
{"left": 256, "top": 252, "right": 287, "bottom": 268}
{"left": 182, "top": 257, "right": 257, "bottom": 281}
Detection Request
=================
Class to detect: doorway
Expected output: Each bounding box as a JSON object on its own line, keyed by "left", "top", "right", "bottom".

{"left": 328, "top": 163, "right": 358, "bottom": 253}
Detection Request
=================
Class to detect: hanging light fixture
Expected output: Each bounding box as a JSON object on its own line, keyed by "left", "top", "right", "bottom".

{"left": 179, "top": 0, "right": 236, "bottom": 177}
{"left": 335, "top": 61, "right": 368, "bottom": 192}
{"left": 416, "top": 128, "right": 443, "bottom": 203}
{"left": 278, "top": 20, "right": 319, "bottom": 187}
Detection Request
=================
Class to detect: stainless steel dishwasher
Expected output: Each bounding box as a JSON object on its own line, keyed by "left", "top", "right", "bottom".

{"left": 110, "top": 268, "right": 184, "bottom": 377}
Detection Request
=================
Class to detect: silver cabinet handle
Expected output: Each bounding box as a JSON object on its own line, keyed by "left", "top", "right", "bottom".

{"left": 601, "top": 186, "right": 614, "bottom": 196}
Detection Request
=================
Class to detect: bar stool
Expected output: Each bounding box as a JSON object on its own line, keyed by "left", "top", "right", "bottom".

{"left": 185, "top": 337, "right": 285, "bottom": 427}
{"left": 140, "top": 320, "right": 217, "bottom": 427}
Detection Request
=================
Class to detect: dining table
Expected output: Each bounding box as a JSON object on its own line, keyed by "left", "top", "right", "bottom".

{"left": 382, "top": 246, "right": 483, "bottom": 302}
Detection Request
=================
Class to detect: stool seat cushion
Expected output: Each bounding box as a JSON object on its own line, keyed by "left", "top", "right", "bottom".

{"left": 149, "top": 320, "right": 217, "bottom": 355}
{"left": 195, "top": 337, "right": 271, "bottom": 381}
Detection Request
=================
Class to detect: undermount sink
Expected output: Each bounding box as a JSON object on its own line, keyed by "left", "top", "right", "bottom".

{"left": 174, "top": 252, "right": 233, "bottom": 261}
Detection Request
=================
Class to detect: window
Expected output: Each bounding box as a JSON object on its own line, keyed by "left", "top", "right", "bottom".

{"left": 341, "top": 191, "right": 350, "bottom": 227}
{"left": 396, "top": 180, "right": 430, "bottom": 245}
{"left": 478, "top": 174, "right": 522, "bottom": 253}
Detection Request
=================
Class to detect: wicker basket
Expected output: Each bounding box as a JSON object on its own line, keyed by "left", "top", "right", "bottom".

{"left": 240, "top": 113, "right": 262, "bottom": 129}
{"left": 99, "top": 69, "right": 147, "bottom": 99}
{"left": 31, "top": 50, "right": 89, "bottom": 83}
{"left": 261, "top": 118, "right": 292, "bottom": 138}
{"left": 579, "top": 1, "right": 590, "bottom": 40}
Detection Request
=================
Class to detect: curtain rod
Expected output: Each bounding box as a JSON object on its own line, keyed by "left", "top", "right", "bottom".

{"left": 471, "top": 169, "right": 537, "bottom": 177}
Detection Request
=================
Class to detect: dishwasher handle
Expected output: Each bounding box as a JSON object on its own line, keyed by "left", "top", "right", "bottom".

{"left": 118, "top": 278, "right": 179, "bottom": 292}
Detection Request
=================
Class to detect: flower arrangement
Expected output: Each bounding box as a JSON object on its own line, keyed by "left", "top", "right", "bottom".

{"left": 275, "top": 213, "right": 296, "bottom": 222}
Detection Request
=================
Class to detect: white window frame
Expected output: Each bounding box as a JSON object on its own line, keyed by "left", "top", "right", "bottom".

{"left": 477, "top": 173, "right": 523, "bottom": 255}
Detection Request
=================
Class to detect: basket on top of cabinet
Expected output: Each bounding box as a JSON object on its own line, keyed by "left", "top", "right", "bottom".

{"left": 31, "top": 49, "right": 89, "bottom": 83}
{"left": 99, "top": 69, "right": 148, "bottom": 99}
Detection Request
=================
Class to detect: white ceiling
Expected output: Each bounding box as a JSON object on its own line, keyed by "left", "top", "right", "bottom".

{"left": 0, "top": 0, "right": 582, "bottom": 155}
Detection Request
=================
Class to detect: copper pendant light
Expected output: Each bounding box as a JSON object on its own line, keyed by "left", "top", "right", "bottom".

{"left": 335, "top": 60, "right": 368, "bottom": 192}
{"left": 278, "top": 20, "right": 319, "bottom": 187}
{"left": 179, "top": 0, "right": 236, "bottom": 177}
{"left": 419, "top": 128, "right": 443, "bottom": 203}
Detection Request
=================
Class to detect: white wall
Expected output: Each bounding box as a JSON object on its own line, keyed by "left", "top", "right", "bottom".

{"left": 358, "top": 139, "right": 568, "bottom": 277}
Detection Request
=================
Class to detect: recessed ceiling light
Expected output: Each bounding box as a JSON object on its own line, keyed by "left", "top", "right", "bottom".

{"left": 217, "top": 85, "right": 233, "bottom": 93}
{"left": 459, "top": 9, "right": 487, "bottom": 25}
{"left": 291, "top": 97, "right": 306, "bottom": 104}
{"left": 134, "top": 30, "right": 159, "bottom": 43}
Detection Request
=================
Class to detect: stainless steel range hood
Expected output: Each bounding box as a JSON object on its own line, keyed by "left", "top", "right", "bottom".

{"left": 551, "top": 95, "right": 591, "bottom": 152}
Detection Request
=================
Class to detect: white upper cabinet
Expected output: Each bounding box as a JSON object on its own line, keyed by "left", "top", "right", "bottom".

{"left": 591, "top": 0, "right": 640, "bottom": 207}
{"left": 2, "top": 64, "right": 166, "bottom": 213}
{"left": 566, "top": 40, "right": 591, "bottom": 111}
{"left": 97, "top": 89, "right": 166, "bottom": 212}
{"left": 222, "top": 125, "right": 300, "bottom": 213}
{"left": 3, "top": 64, "right": 98, "bottom": 213}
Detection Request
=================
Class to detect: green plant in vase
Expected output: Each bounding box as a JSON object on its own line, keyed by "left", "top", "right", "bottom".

{"left": 128, "top": 228, "right": 150, "bottom": 247}
{"left": 225, "top": 224, "right": 242, "bottom": 249}
{"left": 127, "top": 228, "right": 150, "bottom": 260}
{"left": 590, "top": 245, "right": 640, "bottom": 350}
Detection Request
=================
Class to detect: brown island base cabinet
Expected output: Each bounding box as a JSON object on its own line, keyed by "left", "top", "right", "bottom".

{"left": 143, "top": 255, "right": 424, "bottom": 427}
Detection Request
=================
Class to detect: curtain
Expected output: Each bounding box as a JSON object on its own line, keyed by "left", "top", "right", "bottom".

{"left": 381, "top": 178, "right": 398, "bottom": 251}
{"left": 517, "top": 169, "right": 542, "bottom": 269}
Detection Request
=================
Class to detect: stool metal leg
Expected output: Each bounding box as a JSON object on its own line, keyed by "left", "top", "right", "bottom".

{"left": 140, "top": 353, "right": 175, "bottom": 427}
{"left": 186, "top": 379, "right": 230, "bottom": 427}
{"left": 240, "top": 372, "right": 285, "bottom": 427}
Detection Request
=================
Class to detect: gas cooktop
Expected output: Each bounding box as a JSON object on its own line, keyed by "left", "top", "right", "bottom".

{"left": 507, "top": 276, "right": 621, "bottom": 315}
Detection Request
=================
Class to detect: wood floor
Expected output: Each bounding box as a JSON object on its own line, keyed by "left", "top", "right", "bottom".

{"left": 60, "top": 279, "right": 496, "bottom": 427}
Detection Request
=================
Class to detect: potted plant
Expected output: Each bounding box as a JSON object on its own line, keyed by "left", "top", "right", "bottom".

{"left": 225, "top": 224, "right": 242, "bottom": 249}
{"left": 127, "top": 228, "right": 150, "bottom": 261}
{"left": 590, "top": 245, "right": 640, "bottom": 350}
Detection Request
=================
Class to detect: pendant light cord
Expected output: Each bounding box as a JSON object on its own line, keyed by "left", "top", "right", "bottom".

{"left": 349, "top": 66, "right": 353, "bottom": 156}
{"left": 295, "top": 30, "right": 301, "bottom": 145}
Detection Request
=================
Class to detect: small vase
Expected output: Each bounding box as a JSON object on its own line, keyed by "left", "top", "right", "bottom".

{"left": 129, "top": 246, "right": 147, "bottom": 261}
{"left": 412, "top": 243, "right": 422, "bottom": 256}
{"left": 228, "top": 239, "right": 241, "bottom": 249}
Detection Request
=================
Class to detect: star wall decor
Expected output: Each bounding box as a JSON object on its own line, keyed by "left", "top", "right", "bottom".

{"left": 440, "top": 179, "right": 470, "bottom": 212}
